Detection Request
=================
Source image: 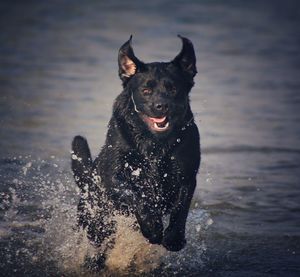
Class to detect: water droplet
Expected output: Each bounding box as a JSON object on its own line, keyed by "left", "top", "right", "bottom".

{"left": 207, "top": 218, "right": 214, "bottom": 225}
{"left": 71, "top": 154, "right": 78, "bottom": 160}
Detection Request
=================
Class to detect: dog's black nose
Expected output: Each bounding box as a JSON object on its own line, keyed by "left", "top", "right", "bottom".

{"left": 155, "top": 103, "right": 168, "bottom": 112}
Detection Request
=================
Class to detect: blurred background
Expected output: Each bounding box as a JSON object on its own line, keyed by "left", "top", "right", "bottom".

{"left": 0, "top": 0, "right": 299, "bottom": 276}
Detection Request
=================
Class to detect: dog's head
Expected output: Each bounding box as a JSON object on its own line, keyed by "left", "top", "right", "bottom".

{"left": 118, "top": 36, "right": 197, "bottom": 135}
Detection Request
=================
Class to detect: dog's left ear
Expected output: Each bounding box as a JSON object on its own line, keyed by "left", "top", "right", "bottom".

{"left": 118, "top": 36, "right": 144, "bottom": 84}
{"left": 172, "top": 35, "right": 197, "bottom": 79}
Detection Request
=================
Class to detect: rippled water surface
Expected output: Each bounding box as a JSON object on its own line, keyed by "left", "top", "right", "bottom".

{"left": 0, "top": 1, "right": 300, "bottom": 276}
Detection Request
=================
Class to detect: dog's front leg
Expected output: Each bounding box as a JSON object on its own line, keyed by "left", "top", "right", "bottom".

{"left": 135, "top": 204, "right": 163, "bottom": 245}
{"left": 162, "top": 178, "right": 196, "bottom": 251}
{"left": 112, "top": 174, "right": 163, "bottom": 244}
{"left": 110, "top": 173, "right": 135, "bottom": 208}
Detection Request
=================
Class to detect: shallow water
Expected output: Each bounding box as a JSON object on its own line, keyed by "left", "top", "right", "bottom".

{"left": 0, "top": 0, "right": 300, "bottom": 276}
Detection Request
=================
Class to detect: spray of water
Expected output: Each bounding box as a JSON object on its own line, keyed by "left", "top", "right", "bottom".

{"left": 0, "top": 156, "right": 212, "bottom": 276}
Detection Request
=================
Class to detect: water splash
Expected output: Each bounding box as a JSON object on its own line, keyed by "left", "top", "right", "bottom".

{"left": 105, "top": 215, "right": 166, "bottom": 275}
{"left": 0, "top": 156, "right": 212, "bottom": 276}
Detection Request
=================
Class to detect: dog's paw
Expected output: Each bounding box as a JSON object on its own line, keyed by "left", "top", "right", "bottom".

{"left": 141, "top": 225, "right": 163, "bottom": 244}
{"left": 144, "top": 229, "right": 163, "bottom": 245}
{"left": 162, "top": 227, "right": 186, "bottom": 252}
{"left": 138, "top": 217, "right": 163, "bottom": 244}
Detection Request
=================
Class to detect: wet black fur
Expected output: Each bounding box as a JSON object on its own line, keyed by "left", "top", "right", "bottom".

{"left": 71, "top": 35, "right": 200, "bottom": 268}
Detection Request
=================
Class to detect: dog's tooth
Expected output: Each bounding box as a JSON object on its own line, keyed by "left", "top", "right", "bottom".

{"left": 154, "top": 121, "right": 169, "bottom": 131}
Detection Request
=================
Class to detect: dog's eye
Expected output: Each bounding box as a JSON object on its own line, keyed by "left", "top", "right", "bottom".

{"left": 142, "top": 88, "right": 152, "bottom": 95}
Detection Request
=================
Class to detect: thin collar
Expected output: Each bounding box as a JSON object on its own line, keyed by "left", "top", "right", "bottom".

{"left": 131, "top": 93, "right": 140, "bottom": 113}
{"left": 181, "top": 116, "right": 194, "bottom": 131}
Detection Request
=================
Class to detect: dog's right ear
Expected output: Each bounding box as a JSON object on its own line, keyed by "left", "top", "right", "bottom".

{"left": 118, "top": 36, "right": 143, "bottom": 84}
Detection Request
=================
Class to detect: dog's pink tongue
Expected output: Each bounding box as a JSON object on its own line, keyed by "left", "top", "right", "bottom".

{"left": 149, "top": 116, "right": 166, "bottom": 123}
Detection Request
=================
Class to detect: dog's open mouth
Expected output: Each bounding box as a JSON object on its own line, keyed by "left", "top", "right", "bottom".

{"left": 143, "top": 116, "right": 170, "bottom": 132}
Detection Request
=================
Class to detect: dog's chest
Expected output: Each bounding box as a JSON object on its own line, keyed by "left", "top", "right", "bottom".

{"left": 123, "top": 152, "right": 182, "bottom": 209}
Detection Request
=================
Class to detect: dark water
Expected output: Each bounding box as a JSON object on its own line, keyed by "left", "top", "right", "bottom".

{"left": 1, "top": 0, "right": 300, "bottom": 276}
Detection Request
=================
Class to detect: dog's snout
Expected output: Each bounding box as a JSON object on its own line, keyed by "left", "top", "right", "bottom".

{"left": 155, "top": 103, "right": 168, "bottom": 112}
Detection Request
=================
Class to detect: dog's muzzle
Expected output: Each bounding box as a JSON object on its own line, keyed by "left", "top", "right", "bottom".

{"left": 131, "top": 93, "right": 170, "bottom": 132}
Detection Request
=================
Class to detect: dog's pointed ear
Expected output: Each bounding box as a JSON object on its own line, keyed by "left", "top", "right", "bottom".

{"left": 118, "top": 36, "right": 143, "bottom": 83}
{"left": 172, "top": 35, "right": 197, "bottom": 79}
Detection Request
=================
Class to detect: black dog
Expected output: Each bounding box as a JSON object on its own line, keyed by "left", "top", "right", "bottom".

{"left": 71, "top": 35, "right": 200, "bottom": 266}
